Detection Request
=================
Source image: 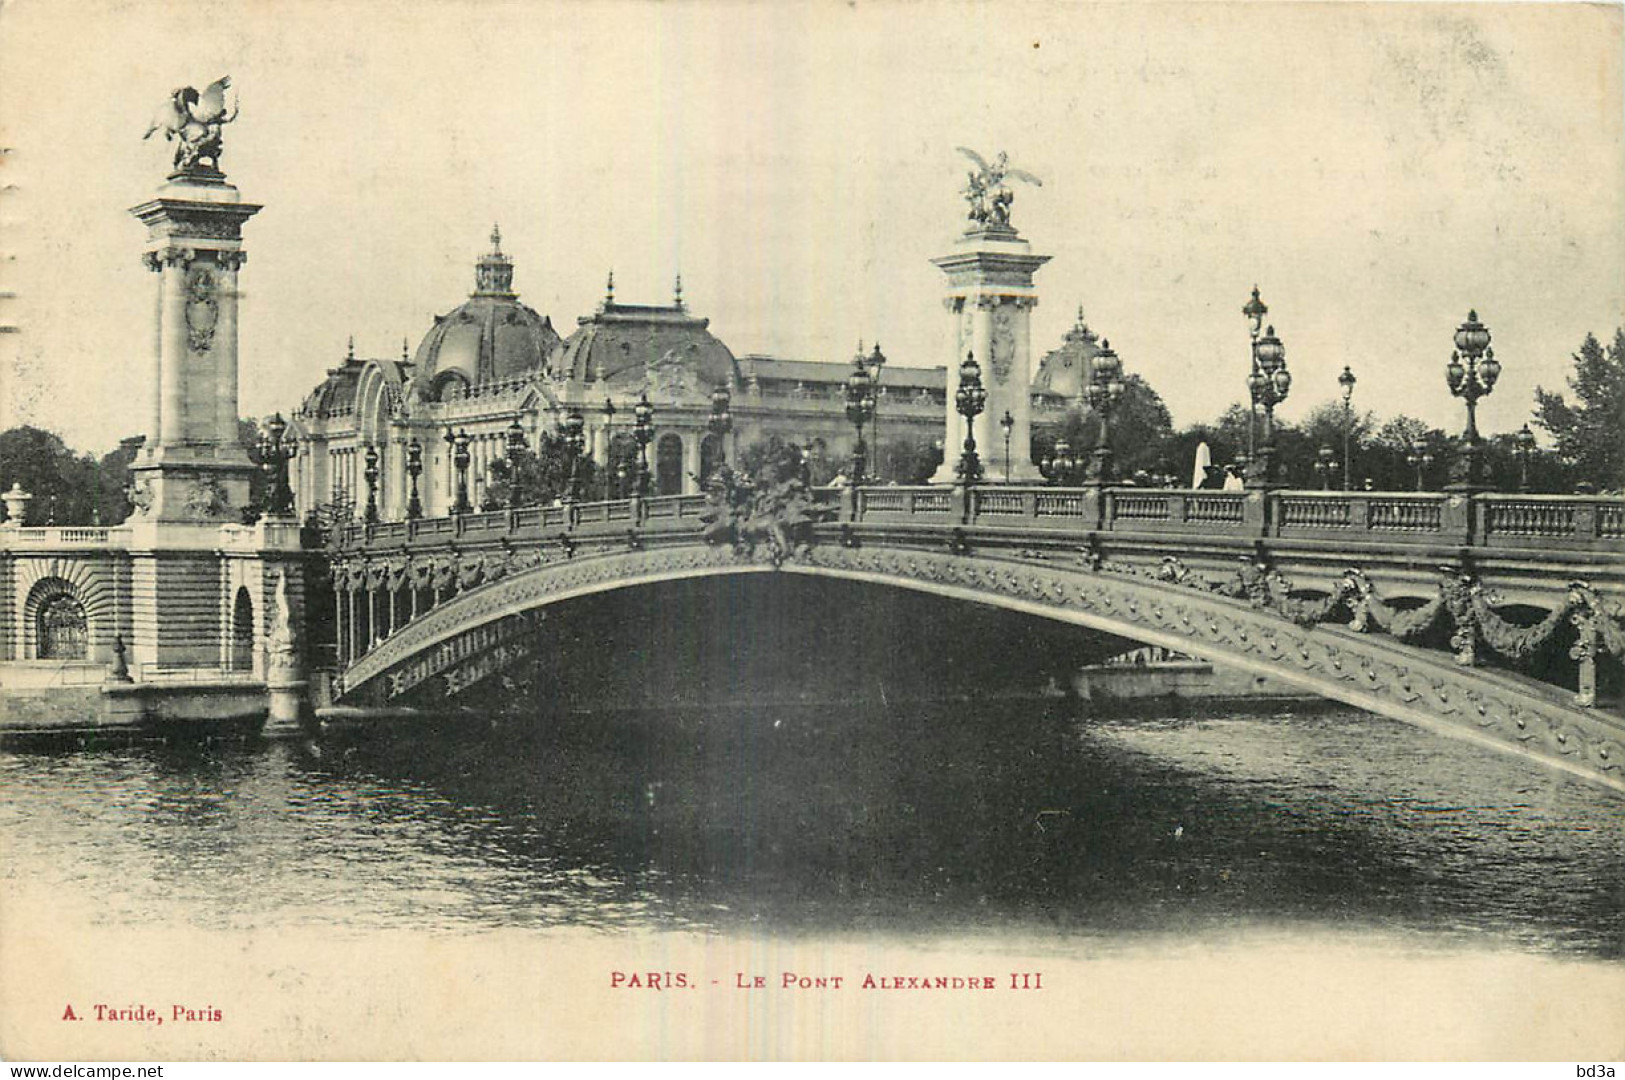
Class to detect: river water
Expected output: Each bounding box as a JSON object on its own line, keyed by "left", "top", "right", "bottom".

{"left": 2, "top": 700, "right": 1619, "bottom": 956}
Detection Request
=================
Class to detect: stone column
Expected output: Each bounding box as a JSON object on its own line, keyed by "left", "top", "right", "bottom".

{"left": 144, "top": 255, "right": 163, "bottom": 448}
{"left": 158, "top": 248, "right": 191, "bottom": 447}
{"left": 214, "top": 255, "right": 243, "bottom": 446}
{"left": 930, "top": 225, "right": 1050, "bottom": 484}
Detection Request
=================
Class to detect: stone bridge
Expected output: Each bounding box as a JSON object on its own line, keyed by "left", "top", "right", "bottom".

{"left": 327, "top": 485, "right": 1625, "bottom": 793}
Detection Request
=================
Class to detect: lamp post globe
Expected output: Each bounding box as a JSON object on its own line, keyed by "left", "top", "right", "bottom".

{"left": 868, "top": 342, "right": 886, "bottom": 480}
{"left": 600, "top": 397, "right": 618, "bottom": 499}
{"left": 1244, "top": 323, "right": 1290, "bottom": 488}
{"left": 261, "top": 411, "right": 297, "bottom": 518}
{"left": 632, "top": 392, "right": 654, "bottom": 496}
{"left": 1242, "top": 285, "right": 1269, "bottom": 461}
{"left": 1446, "top": 310, "right": 1500, "bottom": 492}
{"left": 1338, "top": 365, "right": 1357, "bottom": 491}
{"left": 708, "top": 382, "right": 733, "bottom": 473}
{"left": 404, "top": 437, "right": 423, "bottom": 520}
{"left": 505, "top": 417, "right": 528, "bottom": 509}
{"left": 1084, "top": 339, "right": 1125, "bottom": 484}
{"left": 954, "top": 351, "right": 987, "bottom": 484}
{"left": 446, "top": 427, "right": 472, "bottom": 515}
{"left": 844, "top": 353, "right": 875, "bottom": 484}
{"left": 1514, "top": 422, "right": 1537, "bottom": 493}
{"left": 362, "top": 443, "right": 380, "bottom": 523}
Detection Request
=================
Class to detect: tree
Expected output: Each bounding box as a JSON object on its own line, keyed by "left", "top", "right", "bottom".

{"left": 1031, "top": 375, "right": 1177, "bottom": 481}
{"left": 0, "top": 426, "right": 130, "bottom": 525}
{"left": 485, "top": 432, "right": 599, "bottom": 508}
{"left": 876, "top": 436, "right": 943, "bottom": 485}
{"left": 1534, "top": 330, "right": 1625, "bottom": 492}
{"left": 1366, "top": 415, "right": 1452, "bottom": 491}
{"left": 1164, "top": 402, "right": 1252, "bottom": 487}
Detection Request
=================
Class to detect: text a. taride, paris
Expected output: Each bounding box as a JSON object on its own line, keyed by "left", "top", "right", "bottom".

{"left": 59, "top": 1003, "right": 223, "bottom": 1025}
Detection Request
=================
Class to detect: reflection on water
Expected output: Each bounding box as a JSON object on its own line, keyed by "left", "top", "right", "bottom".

{"left": 0, "top": 700, "right": 1620, "bottom": 956}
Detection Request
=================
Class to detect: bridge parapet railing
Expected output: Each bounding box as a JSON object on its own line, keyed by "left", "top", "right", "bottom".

{"left": 855, "top": 486, "right": 955, "bottom": 522}
{"left": 1478, "top": 494, "right": 1625, "bottom": 549}
{"left": 1100, "top": 490, "right": 1251, "bottom": 534}
{"left": 1273, "top": 491, "right": 1453, "bottom": 544}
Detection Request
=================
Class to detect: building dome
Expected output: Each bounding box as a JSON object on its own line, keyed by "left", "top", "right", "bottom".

{"left": 1032, "top": 306, "right": 1103, "bottom": 404}
{"left": 411, "top": 226, "right": 560, "bottom": 397}
{"left": 297, "top": 339, "right": 365, "bottom": 418}
{"left": 552, "top": 274, "right": 741, "bottom": 389}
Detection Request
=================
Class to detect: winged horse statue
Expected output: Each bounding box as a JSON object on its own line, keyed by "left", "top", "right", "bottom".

{"left": 955, "top": 148, "right": 1042, "bottom": 227}
{"left": 144, "top": 77, "right": 238, "bottom": 174}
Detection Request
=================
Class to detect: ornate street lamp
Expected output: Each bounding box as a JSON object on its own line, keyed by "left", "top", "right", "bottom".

{"left": 562, "top": 407, "right": 586, "bottom": 501}
{"left": 1314, "top": 444, "right": 1337, "bottom": 490}
{"left": 1040, "top": 437, "right": 1079, "bottom": 486}
{"left": 1242, "top": 285, "right": 1269, "bottom": 461}
{"left": 1446, "top": 309, "right": 1500, "bottom": 491}
{"left": 445, "top": 427, "right": 472, "bottom": 514}
{"left": 601, "top": 396, "right": 618, "bottom": 499}
{"left": 1406, "top": 440, "right": 1434, "bottom": 492}
{"left": 844, "top": 350, "right": 876, "bottom": 484}
{"left": 405, "top": 437, "right": 423, "bottom": 519}
{"left": 362, "top": 443, "right": 380, "bottom": 523}
{"left": 505, "top": 417, "right": 527, "bottom": 509}
{"left": 1514, "top": 422, "right": 1537, "bottom": 494}
{"left": 868, "top": 342, "right": 886, "bottom": 479}
{"left": 261, "top": 412, "right": 296, "bottom": 518}
{"left": 1245, "top": 322, "right": 1291, "bottom": 488}
{"left": 1338, "top": 364, "right": 1357, "bottom": 491}
{"left": 632, "top": 391, "right": 654, "bottom": 495}
{"left": 1084, "top": 338, "right": 1126, "bottom": 484}
{"left": 954, "top": 351, "right": 988, "bottom": 483}
{"left": 999, "top": 410, "right": 1015, "bottom": 483}
{"left": 708, "top": 382, "right": 733, "bottom": 473}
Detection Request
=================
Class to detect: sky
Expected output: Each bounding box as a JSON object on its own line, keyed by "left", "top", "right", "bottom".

{"left": 1, "top": 0, "right": 1621, "bottom": 454}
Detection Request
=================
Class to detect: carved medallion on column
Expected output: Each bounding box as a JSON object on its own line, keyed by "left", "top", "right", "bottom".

{"left": 990, "top": 306, "right": 1016, "bottom": 385}
{"left": 185, "top": 263, "right": 219, "bottom": 353}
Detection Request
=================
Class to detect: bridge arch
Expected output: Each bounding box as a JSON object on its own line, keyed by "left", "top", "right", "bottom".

{"left": 335, "top": 543, "right": 1625, "bottom": 794}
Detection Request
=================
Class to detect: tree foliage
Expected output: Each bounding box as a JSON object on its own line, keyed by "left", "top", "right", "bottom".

{"left": 1032, "top": 374, "right": 1177, "bottom": 481}
{"left": 1534, "top": 330, "right": 1625, "bottom": 492}
{"left": 0, "top": 427, "right": 134, "bottom": 525}
{"left": 484, "top": 432, "right": 599, "bottom": 508}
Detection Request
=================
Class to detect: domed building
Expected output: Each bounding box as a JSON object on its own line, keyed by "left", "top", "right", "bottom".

{"left": 409, "top": 231, "right": 561, "bottom": 399}
{"left": 1031, "top": 306, "right": 1103, "bottom": 410}
{"left": 288, "top": 228, "right": 957, "bottom": 520}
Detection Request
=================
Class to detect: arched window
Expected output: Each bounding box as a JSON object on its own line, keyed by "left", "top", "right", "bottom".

{"left": 230, "top": 588, "right": 254, "bottom": 672}
{"left": 37, "top": 593, "right": 88, "bottom": 660}
{"left": 700, "top": 433, "right": 725, "bottom": 482}
{"left": 656, "top": 434, "right": 684, "bottom": 496}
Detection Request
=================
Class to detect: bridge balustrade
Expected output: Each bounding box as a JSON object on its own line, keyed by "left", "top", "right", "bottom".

{"left": 1480, "top": 495, "right": 1625, "bottom": 549}
{"left": 6, "top": 527, "right": 129, "bottom": 549}
{"left": 327, "top": 486, "right": 1625, "bottom": 557}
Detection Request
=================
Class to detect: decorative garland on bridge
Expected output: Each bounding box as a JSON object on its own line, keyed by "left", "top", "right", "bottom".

{"left": 1135, "top": 552, "right": 1625, "bottom": 705}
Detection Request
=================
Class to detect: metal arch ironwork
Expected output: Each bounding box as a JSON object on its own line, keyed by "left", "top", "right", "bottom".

{"left": 333, "top": 536, "right": 1625, "bottom": 795}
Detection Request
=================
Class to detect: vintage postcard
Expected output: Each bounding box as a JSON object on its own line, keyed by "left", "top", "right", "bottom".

{"left": 0, "top": 0, "right": 1622, "bottom": 1063}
